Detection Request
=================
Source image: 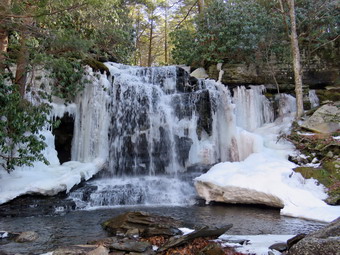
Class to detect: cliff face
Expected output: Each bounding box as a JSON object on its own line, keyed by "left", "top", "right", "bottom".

{"left": 205, "top": 58, "right": 340, "bottom": 110}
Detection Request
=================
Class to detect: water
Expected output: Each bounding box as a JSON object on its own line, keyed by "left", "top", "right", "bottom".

{"left": 0, "top": 205, "right": 326, "bottom": 254}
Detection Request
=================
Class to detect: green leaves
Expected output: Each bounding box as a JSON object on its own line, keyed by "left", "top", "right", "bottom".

{"left": 0, "top": 75, "right": 51, "bottom": 173}
{"left": 46, "top": 57, "right": 87, "bottom": 102}
{"left": 171, "top": 0, "right": 276, "bottom": 66}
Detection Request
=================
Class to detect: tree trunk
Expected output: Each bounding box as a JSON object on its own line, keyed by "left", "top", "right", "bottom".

{"left": 15, "top": 35, "right": 29, "bottom": 98}
{"left": 147, "top": 19, "right": 153, "bottom": 67}
{"left": 287, "top": 0, "right": 304, "bottom": 119}
{"left": 164, "top": 8, "right": 168, "bottom": 64}
{"left": 198, "top": 0, "right": 205, "bottom": 14}
{"left": 0, "top": 0, "right": 11, "bottom": 71}
{"left": 15, "top": 16, "right": 33, "bottom": 98}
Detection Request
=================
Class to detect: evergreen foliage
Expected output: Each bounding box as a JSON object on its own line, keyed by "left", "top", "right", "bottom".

{"left": 0, "top": 0, "right": 135, "bottom": 172}
{"left": 170, "top": 0, "right": 339, "bottom": 67}
{"left": 0, "top": 74, "right": 51, "bottom": 172}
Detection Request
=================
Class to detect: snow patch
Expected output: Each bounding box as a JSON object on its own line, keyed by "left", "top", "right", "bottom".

{"left": 219, "top": 234, "right": 294, "bottom": 255}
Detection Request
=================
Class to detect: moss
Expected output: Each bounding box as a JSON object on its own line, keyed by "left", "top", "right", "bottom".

{"left": 286, "top": 119, "right": 340, "bottom": 204}
{"left": 294, "top": 163, "right": 340, "bottom": 205}
{"left": 83, "top": 58, "right": 110, "bottom": 74}
{"left": 315, "top": 90, "right": 340, "bottom": 103}
{"left": 294, "top": 167, "right": 332, "bottom": 187}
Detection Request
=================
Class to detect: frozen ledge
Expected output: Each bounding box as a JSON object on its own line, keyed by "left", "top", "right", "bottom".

{"left": 0, "top": 158, "right": 105, "bottom": 205}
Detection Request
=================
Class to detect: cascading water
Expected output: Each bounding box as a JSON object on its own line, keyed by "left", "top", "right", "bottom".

{"left": 68, "top": 63, "right": 274, "bottom": 208}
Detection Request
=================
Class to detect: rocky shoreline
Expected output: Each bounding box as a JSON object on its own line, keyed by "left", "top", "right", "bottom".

{"left": 1, "top": 212, "right": 339, "bottom": 255}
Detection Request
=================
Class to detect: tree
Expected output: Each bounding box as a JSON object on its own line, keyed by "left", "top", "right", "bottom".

{"left": 171, "top": 0, "right": 275, "bottom": 66}
{"left": 286, "top": 0, "right": 304, "bottom": 119}
{"left": 0, "top": 0, "right": 11, "bottom": 71}
{"left": 0, "top": 0, "right": 135, "bottom": 172}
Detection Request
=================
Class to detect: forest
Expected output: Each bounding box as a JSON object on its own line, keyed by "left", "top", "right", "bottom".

{"left": 0, "top": 0, "right": 339, "bottom": 171}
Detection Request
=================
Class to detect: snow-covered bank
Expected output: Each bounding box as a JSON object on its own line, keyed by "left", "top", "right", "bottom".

{"left": 0, "top": 130, "right": 105, "bottom": 205}
{"left": 195, "top": 115, "right": 340, "bottom": 222}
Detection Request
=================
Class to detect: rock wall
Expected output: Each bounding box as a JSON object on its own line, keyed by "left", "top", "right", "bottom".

{"left": 207, "top": 62, "right": 339, "bottom": 93}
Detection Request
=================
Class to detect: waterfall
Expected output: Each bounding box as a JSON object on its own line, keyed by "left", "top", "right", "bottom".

{"left": 68, "top": 63, "right": 275, "bottom": 208}
{"left": 104, "top": 63, "right": 239, "bottom": 175}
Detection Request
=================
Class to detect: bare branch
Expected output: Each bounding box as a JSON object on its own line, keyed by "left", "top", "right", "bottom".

{"left": 175, "top": 0, "right": 198, "bottom": 30}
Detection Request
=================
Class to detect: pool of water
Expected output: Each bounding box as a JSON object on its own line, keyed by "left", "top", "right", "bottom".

{"left": 0, "top": 204, "right": 326, "bottom": 254}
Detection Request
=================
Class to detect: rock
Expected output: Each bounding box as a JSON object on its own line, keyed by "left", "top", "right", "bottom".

{"left": 108, "top": 252, "right": 125, "bottom": 255}
{"left": 195, "top": 180, "right": 284, "bottom": 208}
{"left": 158, "top": 225, "right": 233, "bottom": 252}
{"left": 53, "top": 245, "right": 107, "bottom": 255}
{"left": 288, "top": 217, "right": 340, "bottom": 255}
{"left": 14, "top": 231, "right": 39, "bottom": 243}
{"left": 199, "top": 243, "right": 225, "bottom": 255}
{"left": 0, "top": 193, "right": 76, "bottom": 217}
{"left": 87, "top": 245, "right": 109, "bottom": 255}
{"left": 0, "top": 231, "right": 19, "bottom": 239}
{"left": 109, "top": 240, "right": 151, "bottom": 253}
{"left": 102, "top": 211, "right": 182, "bottom": 237}
{"left": 191, "top": 68, "right": 209, "bottom": 79}
{"left": 286, "top": 233, "right": 306, "bottom": 250}
{"left": 88, "top": 237, "right": 119, "bottom": 246}
{"left": 301, "top": 103, "right": 340, "bottom": 134}
{"left": 269, "top": 242, "right": 287, "bottom": 252}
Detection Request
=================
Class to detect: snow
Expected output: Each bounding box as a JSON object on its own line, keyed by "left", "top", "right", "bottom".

{"left": 179, "top": 227, "right": 195, "bottom": 235}
{"left": 0, "top": 145, "right": 105, "bottom": 205}
{"left": 195, "top": 115, "right": 340, "bottom": 222}
{"left": 219, "top": 234, "right": 294, "bottom": 255}
{"left": 0, "top": 99, "right": 106, "bottom": 205}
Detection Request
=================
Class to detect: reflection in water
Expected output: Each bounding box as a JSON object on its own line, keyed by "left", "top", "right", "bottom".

{"left": 0, "top": 205, "right": 326, "bottom": 254}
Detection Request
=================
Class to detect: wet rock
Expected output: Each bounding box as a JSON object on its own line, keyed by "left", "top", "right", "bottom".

{"left": 14, "top": 231, "right": 38, "bottom": 243}
{"left": 53, "top": 245, "right": 108, "bottom": 255}
{"left": 288, "top": 217, "right": 340, "bottom": 255}
{"left": 109, "top": 240, "right": 151, "bottom": 253}
{"left": 102, "top": 212, "right": 182, "bottom": 237}
{"left": 0, "top": 231, "right": 19, "bottom": 239}
{"left": 0, "top": 194, "right": 76, "bottom": 217}
{"left": 269, "top": 242, "right": 287, "bottom": 252}
{"left": 158, "top": 225, "right": 233, "bottom": 252}
{"left": 301, "top": 103, "right": 340, "bottom": 134}
{"left": 88, "top": 237, "right": 119, "bottom": 246}
{"left": 286, "top": 233, "right": 306, "bottom": 250}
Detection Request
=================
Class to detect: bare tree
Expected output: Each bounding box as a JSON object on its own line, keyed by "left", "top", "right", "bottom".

{"left": 287, "top": 0, "right": 304, "bottom": 119}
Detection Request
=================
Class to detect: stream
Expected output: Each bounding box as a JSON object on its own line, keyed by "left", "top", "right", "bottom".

{"left": 0, "top": 204, "right": 326, "bottom": 254}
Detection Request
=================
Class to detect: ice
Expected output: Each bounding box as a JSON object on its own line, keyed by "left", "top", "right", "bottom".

{"left": 0, "top": 71, "right": 107, "bottom": 204}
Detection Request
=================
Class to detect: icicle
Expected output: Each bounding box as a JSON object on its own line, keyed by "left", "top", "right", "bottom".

{"left": 309, "top": 90, "right": 319, "bottom": 108}
{"left": 233, "top": 85, "right": 274, "bottom": 131}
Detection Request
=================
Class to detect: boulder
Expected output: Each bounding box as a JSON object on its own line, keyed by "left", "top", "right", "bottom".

{"left": 195, "top": 180, "right": 284, "bottom": 208}
{"left": 14, "top": 231, "right": 39, "bottom": 243}
{"left": 301, "top": 103, "right": 340, "bottom": 134}
{"left": 288, "top": 217, "right": 340, "bottom": 255}
{"left": 109, "top": 240, "right": 151, "bottom": 253}
{"left": 53, "top": 245, "right": 109, "bottom": 255}
{"left": 102, "top": 211, "right": 182, "bottom": 237}
{"left": 269, "top": 242, "right": 287, "bottom": 252}
{"left": 191, "top": 68, "right": 209, "bottom": 79}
